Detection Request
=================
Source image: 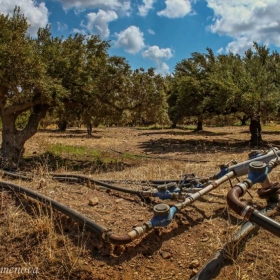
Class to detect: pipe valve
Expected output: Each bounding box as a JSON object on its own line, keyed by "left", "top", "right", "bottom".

{"left": 248, "top": 161, "right": 268, "bottom": 184}
{"left": 153, "top": 204, "right": 170, "bottom": 216}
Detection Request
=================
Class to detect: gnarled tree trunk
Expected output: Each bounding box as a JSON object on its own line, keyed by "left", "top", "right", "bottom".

{"left": 1, "top": 104, "right": 49, "bottom": 168}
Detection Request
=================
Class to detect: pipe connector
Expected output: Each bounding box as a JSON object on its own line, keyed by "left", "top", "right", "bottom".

{"left": 241, "top": 205, "right": 255, "bottom": 221}
{"left": 248, "top": 161, "right": 268, "bottom": 184}
{"left": 153, "top": 191, "right": 173, "bottom": 200}
{"left": 127, "top": 225, "right": 148, "bottom": 240}
{"left": 150, "top": 205, "right": 178, "bottom": 227}
{"left": 235, "top": 182, "right": 249, "bottom": 196}
{"left": 213, "top": 167, "right": 228, "bottom": 179}
{"left": 153, "top": 187, "right": 181, "bottom": 200}
{"left": 248, "top": 150, "right": 265, "bottom": 159}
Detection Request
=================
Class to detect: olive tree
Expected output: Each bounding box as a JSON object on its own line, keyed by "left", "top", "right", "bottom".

{"left": 0, "top": 8, "right": 109, "bottom": 166}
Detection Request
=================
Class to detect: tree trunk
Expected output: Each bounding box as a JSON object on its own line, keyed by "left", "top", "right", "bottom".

{"left": 239, "top": 115, "right": 249, "bottom": 126}
{"left": 195, "top": 117, "right": 203, "bottom": 132}
{"left": 249, "top": 116, "right": 262, "bottom": 146}
{"left": 0, "top": 104, "right": 49, "bottom": 168}
{"left": 58, "top": 120, "right": 67, "bottom": 131}
{"left": 1, "top": 114, "right": 24, "bottom": 168}
{"left": 87, "top": 123, "right": 92, "bottom": 136}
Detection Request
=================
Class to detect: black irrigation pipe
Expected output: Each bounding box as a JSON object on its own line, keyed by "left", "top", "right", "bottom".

{"left": 0, "top": 179, "right": 107, "bottom": 236}
{"left": 190, "top": 202, "right": 279, "bottom": 280}
{"left": 50, "top": 173, "right": 143, "bottom": 195}
{"left": 2, "top": 170, "right": 33, "bottom": 181}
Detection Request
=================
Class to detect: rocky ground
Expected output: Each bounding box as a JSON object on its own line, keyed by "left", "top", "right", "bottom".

{"left": 1, "top": 125, "right": 280, "bottom": 279}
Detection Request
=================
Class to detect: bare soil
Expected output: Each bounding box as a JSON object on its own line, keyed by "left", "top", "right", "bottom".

{"left": 1, "top": 125, "right": 280, "bottom": 280}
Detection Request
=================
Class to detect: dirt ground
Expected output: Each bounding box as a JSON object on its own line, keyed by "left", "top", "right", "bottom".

{"left": 1, "top": 125, "right": 280, "bottom": 280}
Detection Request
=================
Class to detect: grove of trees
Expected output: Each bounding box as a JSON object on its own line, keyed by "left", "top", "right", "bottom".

{"left": 1, "top": 7, "right": 280, "bottom": 167}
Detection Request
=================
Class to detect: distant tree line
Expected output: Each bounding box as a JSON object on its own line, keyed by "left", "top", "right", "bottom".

{"left": 1, "top": 7, "right": 280, "bottom": 166}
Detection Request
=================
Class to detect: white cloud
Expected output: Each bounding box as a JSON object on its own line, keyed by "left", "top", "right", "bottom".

{"left": 157, "top": 0, "right": 192, "bottom": 18}
{"left": 0, "top": 0, "right": 48, "bottom": 36}
{"left": 206, "top": 0, "right": 280, "bottom": 54}
{"left": 56, "top": 0, "right": 131, "bottom": 16}
{"left": 114, "top": 26, "right": 145, "bottom": 54}
{"left": 226, "top": 38, "right": 254, "bottom": 55}
{"left": 138, "top": 0, "right": 156, "bottom": 16}
{"left": 86, "top": 10, "right": 118, "bottom": 39}
{"left": 148, "top": 28, "right": 155, "bottom": 35}
{"left": 142, "top": 45, "right": 173, "bottom": 75}
{"left": 156, "top": 62, "right": 170, "bottom": 75}
{"left": 72, "top": 28, "right": 87, "bottom": 35}
{"left": 57, "top": 21, "right": 68, "bottom": 32}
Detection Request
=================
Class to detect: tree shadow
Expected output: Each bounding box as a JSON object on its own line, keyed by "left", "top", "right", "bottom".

{"left": 258, "top": 130, "right": 280, "bottom": 135}
{"left": 38, "top": 129, "right": 102, "bottom": 139}
{"left": 21, "top": 152, "right": 132, "bottom": 173}
{"left": 139, "top": 137, "right": 252, "bottom": 155}
{"left": 139, "top": 129, "right": 232, "bottom": 137}
{"left": 48, "top": 134, "right": 103, "bottom": 139}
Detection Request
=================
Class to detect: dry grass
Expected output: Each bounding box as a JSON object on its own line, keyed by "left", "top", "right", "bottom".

{"left": 1, "top": 125, "right": 280, "bottom": 279}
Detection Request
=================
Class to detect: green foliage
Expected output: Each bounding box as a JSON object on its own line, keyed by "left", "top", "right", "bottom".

{"left": 0, "top": 7, "right": 171, "bottom": 164}
{"left": 47, "top": 143, "right": 104, "bottom": 163}
{"left": 169, "top": 43, "right": 280, "bottom": 129}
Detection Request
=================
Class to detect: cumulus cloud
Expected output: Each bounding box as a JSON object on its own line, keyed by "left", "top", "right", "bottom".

{"left": 114, "top": 26, "right": 145, "bottom": 54}
{"left": 86, "top": 10, "right": 118, "bottom": 39}
{"left": 206, "top": 0, "right": 280, "bottom": 54}
{"left": 142, "top": 45, "right": 173, "bottom": 75}
{"left": 138, "top": 0, "right": 156, "bottom": 17}
{"left": 57, "top": 21, "right": 68, "bottom": 32}
{"left": 55, "top": 0, "right": 131, "bottom": 16}
{"left": 0, "top": 0, "right": 48, "bottom": 36}
{"left": 157, "top": 0, "right": 192, "bottom": 18}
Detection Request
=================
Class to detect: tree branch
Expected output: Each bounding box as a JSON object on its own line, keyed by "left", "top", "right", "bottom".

{"left": 3, "top": 100, "right": 43, "bottom": 116}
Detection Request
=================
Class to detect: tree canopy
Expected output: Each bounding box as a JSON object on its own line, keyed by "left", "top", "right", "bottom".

{"left": 1, "top": 7, "right": 280, "bottom": 167}
{"left": 0, "top": 7, "right": 170, "bottom": 166}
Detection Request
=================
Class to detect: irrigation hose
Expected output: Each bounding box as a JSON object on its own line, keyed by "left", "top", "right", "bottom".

{"left": 190, "top": 202, "right": 278, "bottom": 280}
{"left": 51, "top": 173, "right": 142, "bottom": 195}
{"left": 0, "top": 179, "right": 106, "bottom": 235}
{"left": 2, "top": 170, "right": 33, "bottom": 181}
{"left": 0, "top": 179, "right": 154, "bottom": 245}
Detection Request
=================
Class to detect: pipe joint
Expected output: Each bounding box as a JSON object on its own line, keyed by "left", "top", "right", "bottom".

{"left": 213, "top": 167, "right": 228, "bottom": 179}
{"left": 235, "top": 182, "right": 248, "bottom": 196}
{"left": 153, "top": 191, "right": 173, "bottom": 200}
{"left": 153, "top": 186, "right": 181, "bottom": 200}
{"left": 241, "top": 205, "right": 255, "bottom": 221}
{"left": 127, "top": 225, "right": 147, "bottom": 240}
{"left": 150, "top": 205, "right": 177, "bottom": 227}
{"left": 102, "top": 229, "right": 113, "bottom": 242}
{"left": 248, "top": 150, "right": 265, "bottom": 159}
{"left": 141, "top": 191, "right": 153, "bottom": 197}
{"left": 248, "top": 161, "right": 268, "bottom": 184}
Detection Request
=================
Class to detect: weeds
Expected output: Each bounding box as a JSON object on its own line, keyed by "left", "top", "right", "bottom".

{"left": 1, "top": 126, "right": 280, "bottom": 279}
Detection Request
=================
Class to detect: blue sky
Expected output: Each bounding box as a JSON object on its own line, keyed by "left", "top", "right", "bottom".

{"left": 1, "top": 0, "right": 280, "bottom": 75}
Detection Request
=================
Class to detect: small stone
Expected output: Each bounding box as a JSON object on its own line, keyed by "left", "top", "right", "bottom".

{"left": 88, "top": 197, "right": 99, "bottom": 206}
{"left": 189, "top": 259, "right": 200, "bottom": 269}
{"left": 115, "top": 198, "right": 124, "bottom": 203}
{"left": 38, "top": 177, "right": 47, "bottom": 189}
{"left": 190, "top": 269, "right": 198, "bottom": 277}
{"left": 114, "top": 245, "right": 125, "bottom": 256}
{"left": 201, "top": 237, "right": 209, "bottom": 242}
{"left": 160, "top": 251, "right": 172, "bottom": 259}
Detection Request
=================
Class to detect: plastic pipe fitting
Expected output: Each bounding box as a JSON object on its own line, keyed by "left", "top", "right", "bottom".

{"left": 149, "top": 204, "right": 178, "bottom": 227}
{"left": 247, "top": 161, "right": 268, "bottom": 184}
